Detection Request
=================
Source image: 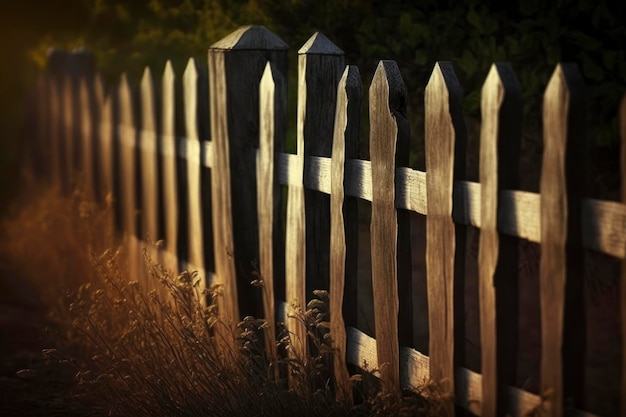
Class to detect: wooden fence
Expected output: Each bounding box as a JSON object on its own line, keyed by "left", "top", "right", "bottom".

{"left": 28, "top": 26, "right": 626, "bottom": 417}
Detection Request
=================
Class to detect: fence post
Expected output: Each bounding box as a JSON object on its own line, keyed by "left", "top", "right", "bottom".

{"left": 540, "top": 63, "right": 586, "bottom": 417}
{"left": 478, "top": 63, "right": 523, "bottom": 416}
{"left": 425, "top": 62, "right": 465, "bottom": 411}
{"left": 208, "top": 26, "right": 288, "bottom": 328}
{"left": 161, "top": 61, "right": 179, "bottom": 275}
{"left": 330, "top": 65, "right": 361, "bottom": 405}
{"left": 298, "top": 33, "right": 345, "bottom": 298}
{"left": 369, "top": 60, "right": 408, "bottom": 394}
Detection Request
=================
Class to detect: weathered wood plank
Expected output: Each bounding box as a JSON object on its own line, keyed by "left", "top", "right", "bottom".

{"left": 49, "top": 76, "right": 62, "bottom": 189}
{"left": 540, "top": 63, "right": 586, "bottom": 417}
{"left": 140, "top": 67, "right": 161, "bottom": 258}
{"left": 619, "top": 94, "right": 626, "bottom": 416}
{"left": 257, "top": 62, "right": 286, "bottom": 374}
{"left": 369, "top": 60, "right": 406, "bottom": 394}
{"left": 78, "top": 76, "right": 95, "bottom": 199}
{"left": 299, "top": 32, "right": 345, "bottom": 300}
{"left": 478, "top": 63, "right": 523, "bottom": 416}
{"left": 425, "top": 63, "right": 460, "bottom": 404}
{"left": 62, "top": 75, "right": 75, "bottom": 193}
{"left": 118, "top": 74, "right": 141, "bottom": 282}
{"left": 183, "top": 58, "right": 207, "bottom": 293}
{"left": 161, "top": 61, "right": 179, "bottom": 275}
{"left": 344, "top": 325, "right": 604, "bottom": 417}
{"left": 425, "top": 62, "right": 464, "bottom": 406}
{"left": 330, "top": 65, "right": 361, "bottom": 404}
{"left": 209, "top": 26, "right": 288, "bottom": 320}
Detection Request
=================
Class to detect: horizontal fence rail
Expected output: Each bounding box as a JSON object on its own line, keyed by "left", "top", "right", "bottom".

{"left": 30, "top": 25, "right": 625, "bottom": 417}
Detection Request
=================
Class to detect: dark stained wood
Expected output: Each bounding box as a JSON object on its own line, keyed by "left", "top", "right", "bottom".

{"left": 298, "top": 32, "right": 345, "bottom": 300}
{"left": 209, "top": 26, "right": 288, "bottom": 321}
{"left": 369, "top": 60, "right": 407, "bottom": 394}
{"left": 258, "top": 62, "right": 286, "bottom": 375}
{"left": 478, "top": 63, "right": 523, "bottom": 416}
{"left": 540, "top": 63, "right": 586, "bottom": 417}
{"left": 425, "top": 62, "right": 465, "bottom": 409}
{"left": 330, "top": 65, "right": 361, "bottom": 405}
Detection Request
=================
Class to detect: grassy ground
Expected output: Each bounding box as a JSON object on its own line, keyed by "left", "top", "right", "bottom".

{"left": 0, "top": 182, "right": 450, "bottom": 416}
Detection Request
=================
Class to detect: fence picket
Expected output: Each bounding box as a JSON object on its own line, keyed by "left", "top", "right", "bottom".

{"left": 425, "top": 62, "right": 465, "bottom": 408}
{"left": 140, "top": 67, "right": 162, "bottom": 286}
{"left": 369, "top": 60, "right": 406, "bottom": 394}
{"left": 540, "top": 63, "right": 586, "bottom": 417}
{"left": 183, "top": 58, "right": 207, "bottom": 295}
{"left": 330, "top": 65, "right": 361, "bottom": 404}
{"left": 79, "top": 76, "right": 95, "bottom": 199}
{"left": 478, "top": 63, "right": 523, "bottom": 416}
{"left": 161, "top": 61, "right": 179, "bottom": 275}
{"left": 118, "top": 74, "right": 141, "bottom": 283}
{"left": 98, "top": 78, "right": 115, "bottom": 237}
{"left": 258, "top": 62, "right": 286, "bottom": 375}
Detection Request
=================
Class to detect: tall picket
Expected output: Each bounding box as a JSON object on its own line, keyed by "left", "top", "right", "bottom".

{"left": 425, "top": 62, "right": 465, "bottom": 411}
{"left": 257, "top": 62, "right": 286, "bottom": 375}
{"left": 183, "top": 58, "right": 206, "bottom": 294}
{"left": 330, "top": 65, "right": 361, "bottom": 404}
{"left": 118, "top": 74, "right": 141, "bottom": 283}
{"left": 369, "top": 60, "right": 407, "bottom": 394}
{"left": 478, "top": 63, "right": 523, "bottom": 415}
{"left": 161, "top": 61, "right": 179, "bottom": 275}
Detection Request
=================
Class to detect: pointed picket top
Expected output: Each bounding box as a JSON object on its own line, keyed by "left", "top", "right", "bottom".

{"left": 141, "top": 67, "right": 156, "bottom": 132}
{"left": 370, "top": 60, "right": 407, "bottom": 116}
{"left": 118, "top": 73, "right": 133, "bottom": 126}
{"left": 183, "top": 58, "right": 198, "bottom": 139}
{"left": 162, "top": 60, "right": 175, "bottom": 137}
{"left": 210, "top": 25, "right": 288, "bottom": 51}
{"left": 369, "top": 59, "right": 406, "bottom": 395}
{"left": 298, "top": 32, "right": 344, "bottom": 55}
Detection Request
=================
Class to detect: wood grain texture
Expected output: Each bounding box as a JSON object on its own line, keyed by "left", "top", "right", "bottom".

{"left": 425, "top": 62, "right": 464, "bottom": 406}
{"left": 258, "top": 62, "right": 285, "bottom": 373}
{"left": 139, "top": 67, "right": 161, "bottom": 275}
{"left": 284, "top": 46, "right": 309, "bottom": 380}
{"left": 540, "top": 63, "right": 586, "bottom": 417}
{"left": 209, "top": 26, "right": 288, "bottom": 320}
{"left": 478, "top": 63, "right": 523, "bottom": 416}
{"left": 274, "top": 154, "right": 624, "bottom": 258}
{"left": 184, "top": 58, "right": 207, "bottom": 295}
{"left": 299, "top": 32, "right": 345, "bottom": 300}
{"left": 369, "top": 60, "right": 405, "bottom": 394}
{"left": 342, "top": 326, "right": 600, "bottom": 417}
{"left": 619, "top": 94, "right": 626, "bottom": 416}
{"left": 330, "top": 65, "right": 361, "bottom": 404}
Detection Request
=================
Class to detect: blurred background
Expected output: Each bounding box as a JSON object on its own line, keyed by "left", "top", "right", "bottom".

{"left": 1, "top": 0, "right": 625, "bottom": 210}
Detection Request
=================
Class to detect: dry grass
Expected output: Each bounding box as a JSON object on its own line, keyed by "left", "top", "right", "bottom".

{"left": 0, "top": 182, "right": 451, "bottom": 416}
